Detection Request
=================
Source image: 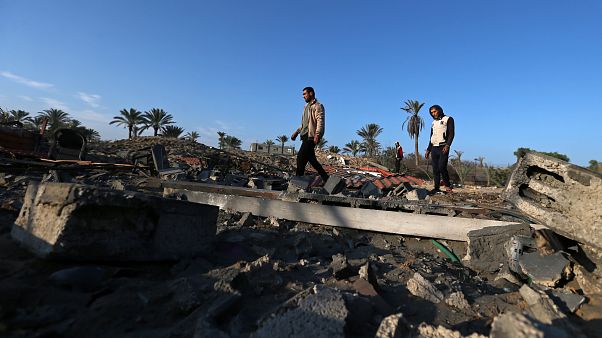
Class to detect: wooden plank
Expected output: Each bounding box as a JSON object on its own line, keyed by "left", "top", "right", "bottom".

{"left": 164, "top": 187, "right": 525, "bottom": 241}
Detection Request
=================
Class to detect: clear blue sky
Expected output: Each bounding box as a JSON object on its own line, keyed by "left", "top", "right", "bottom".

{"left": 1, "top": 0, "right": 601, "bottom": 166}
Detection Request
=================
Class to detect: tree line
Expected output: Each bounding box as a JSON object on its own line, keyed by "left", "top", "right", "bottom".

{"left": 109, "top": 108, "right": 198, "bottom": 141}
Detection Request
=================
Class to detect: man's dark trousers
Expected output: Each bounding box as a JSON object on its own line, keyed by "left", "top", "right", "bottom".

{"left": 296, "top": 134, "right": 328, "bottom": 181}
{"left": 430, "top": 146, "right": 450, "bottom": 190}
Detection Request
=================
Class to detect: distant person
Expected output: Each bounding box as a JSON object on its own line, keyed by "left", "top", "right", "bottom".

{"left": 424, "top": 104, "right": 455, "bottom": 194}
{"left": 394, "top": 141, "right": 405, "bottom": 174}
{"left": 291, "top": 87, "right": 329, "bottom": 182}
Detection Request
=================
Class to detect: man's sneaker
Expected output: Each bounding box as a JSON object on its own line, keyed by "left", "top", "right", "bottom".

{"left": 429, "top": 188, "right": 442, "bottom": 195}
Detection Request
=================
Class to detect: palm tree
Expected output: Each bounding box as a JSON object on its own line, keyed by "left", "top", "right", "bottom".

{"left": 77, "top": 127, "right": 101, "bottom": 143}
{"left": 344, "top": 140, "right": 365, "bottom": 157}
{"left": 185, "top": 131, "right": 200, "bottom": 142}
{"left": 38, "top": 108, "right": 70, "bottom": 132}
{"left": 223, "top": 135, "right": 242, "bottom": 149}
{"left": 109, "top": 108, "right": 144, "bottom": 139}
{"left": 401, "top": 99, "right": 425, "bottom": 166}
{"left": 276, "top": 135, "right": 289, "bottom": 153}
{"left": 328, "top": 145, "right": 340, "bottom": 154}
{"left": 0, "top": 108, "right": 8, "bottom": 123}
{"left": 265, "top": 139, "right": 275, "bottom": 153}
{"left": 217, "top": 131, "right": 226, "bottom": 149}
{"left": 9, "top": 110, "right": 32, "bottom": 123}
{"left": 161, "top": 125, "right": 185, "bottom": 138}
{"left": 357, "top": 123, "right": 383, "bottom": 158}
{"left": 475, "top": 156, "right": 485, "bottom": 167}
{"left": 141, "top": 108, "right": 174, "bottom": 136}
{"left": 317, "top": 138, "right": 328, "bottom": 150}
{"left": 26, "top": 116, "right": 47, "bottom": 131}
{"left": 67, "top": 119, "right": 81, "bottom": 128}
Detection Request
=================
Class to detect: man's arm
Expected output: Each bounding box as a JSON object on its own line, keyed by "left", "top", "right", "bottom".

{"left": 313, "top": 103, "right": 325, "bottom": 143}
{"left": 443, "top": 117, "right": 454, "bottom": 154}
{"left": 425, "top": 127, "right": 434, "bottom": 159}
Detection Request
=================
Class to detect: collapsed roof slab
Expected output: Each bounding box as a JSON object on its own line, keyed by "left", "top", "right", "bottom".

{"left": 164, "top": 187, "right": 529, "bottom": 242}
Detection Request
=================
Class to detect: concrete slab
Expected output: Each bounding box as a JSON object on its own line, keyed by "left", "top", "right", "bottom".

{"left": 503, "top": 152, "right": 602, "bottom": 250}
{"left": 12, "top": 182, "right": 218, "bottom": 261}
{"left": 324, "top": 175, "right": 346, "bottom": 195}
{"left": 519, "top": 252, "right": 571, "bottom": 287}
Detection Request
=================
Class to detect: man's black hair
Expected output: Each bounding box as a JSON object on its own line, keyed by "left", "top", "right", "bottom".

{"left": 303, "top": 87, "right": 315, "bottom": 95}
{"left": 429, "top": 105, "right": 444, "bottom": 115}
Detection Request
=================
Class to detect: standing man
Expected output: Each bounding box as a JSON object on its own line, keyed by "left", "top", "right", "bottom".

{"left": 291, "top": 87, "right": 329, "bottom": 182}
{"left": 394, "top": 141, "right": 405, "bottom": 174}
{"left": 424, "top": 104, "right": 455, "bottom": 194}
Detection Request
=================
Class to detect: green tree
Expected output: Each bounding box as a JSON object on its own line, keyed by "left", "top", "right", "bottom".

{"left": 76, "top": 127, "right": 101, "bottom": 143}
{"left": 217, "top": 131, "right": 226, "bottom": 149}
{"left": 109, "top": 108, "right": 144, "bottom": 139}
{"left": 9, "top": 110, "right": 32, "bottom": 123}
{"left": 357, "top": 123, "right": 383, "bottom": 158}
{"left": 142, "top": 108, "right": 174, "bottom": 136}
{"left": 0, "top": 108, "right": 8, "bottom": 122}
{"left": 161, "top": 125, "right": 185, "bottom": 138}
{"left": 38, "top": 108, "right": 70, "bottom": 133}
{"left": 328, "top": 145, "right": 340, "bottom": 154}
{"left": 316, "top": 138, "right": 328, "bottom": 150}
{"left": 475, "top": 156, "right": 485, "bottom": 167}
{"left": 343, "top": 140, "right": 365, "bottom": 157}
{"left": 265, "top": 139, "right": 275, "bottom": 153}
{"left": 276, "top": 135, "right": 289, "bottom": 154}
{"left": 223, "top": 135, "right": 242, "bottom": 149}
{"left": 514, "top": 147, "right": 570, "bottom": 162}
{"left": 185, "top": 131, "right": 200, "bottom": 142}
{"left": 589, "top": 160, "right": 599, "bottom": 171}
{"left": 401, "top": 99, "right": 425, "bottom": 166}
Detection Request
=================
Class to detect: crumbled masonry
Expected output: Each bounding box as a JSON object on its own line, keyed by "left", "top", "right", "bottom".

{"left": 0, "top": 137, "right": 601, "bottom": 337}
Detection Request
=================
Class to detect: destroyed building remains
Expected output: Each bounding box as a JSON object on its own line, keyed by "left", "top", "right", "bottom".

{"left": 0, "top": 134, "right": 601, "bottom": 337}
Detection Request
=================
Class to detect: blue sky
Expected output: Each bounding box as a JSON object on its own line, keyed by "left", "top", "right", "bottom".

{"left": 1, "top": 0, "right": 601, "bottom": 166}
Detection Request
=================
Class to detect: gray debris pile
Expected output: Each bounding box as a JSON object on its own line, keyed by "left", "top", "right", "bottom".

{"left": 0, "top": 140, "right": 601, "bottom": 337}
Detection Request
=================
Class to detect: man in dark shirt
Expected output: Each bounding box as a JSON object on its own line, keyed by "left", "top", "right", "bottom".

{"left": 424, "top": 104, "right": 455, "bottom": 194}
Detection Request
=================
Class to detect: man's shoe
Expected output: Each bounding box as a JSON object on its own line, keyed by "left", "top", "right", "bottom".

{"left": 429, "top": 188, "right": 441, "bottom": 195}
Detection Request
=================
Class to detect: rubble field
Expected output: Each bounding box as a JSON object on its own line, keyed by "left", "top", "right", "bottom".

{"left": 0, "top": 137, "right": 601, "bottom": 337}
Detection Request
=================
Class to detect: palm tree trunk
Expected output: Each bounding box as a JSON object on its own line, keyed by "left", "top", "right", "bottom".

{"left": 154, "top": 127, "right": 158, "bottom": 136}
{"left": 128, "top": 126, "right": 133, "bottom": 139}
{"left": 281, "top": 142, "right": 284, "bottom": 153}
{"left": 414, "top": 138, "right": 419, "bottom": 166}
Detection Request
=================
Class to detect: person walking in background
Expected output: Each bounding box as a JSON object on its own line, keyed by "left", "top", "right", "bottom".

{"left": 424, "top": 104, "right": 455, "bottom": 194}
{"left": 394, "top": 141, "right": 405, "bottom": 174}
{"left": 291, "top": 87, "right": 329, "bottom": 183}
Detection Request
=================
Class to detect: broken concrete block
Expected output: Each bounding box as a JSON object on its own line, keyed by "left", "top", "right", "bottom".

{"left": 406, "top": 272, "right": 443, "bottom": 304}
{"left": 330, "top": 253, "right": 354, "bottom": 279}
{"left": 445, "top": 291, "right": 470, "bottom": 310}
{"left": 518, "top": 251, "right": 571, "bottom": 287}
{"left": 417, "top": 323, "right": 486, "bottom": 338}
{"left": 574, "top": 265, "right": 602, "bottom": 296}
{"left": 12, "top": 182, "right": 218, "bottom": 261}
{"left": 519, "top": 284, "right": 566, "bottom": 324}
{"left": 252, "top": 286, "right": 348, "bottom": 338}
{"left": 375, "top": 313, "right": 409, "bottom": 338}
{"left": 237, "top": 212, "right": 255, "bottom": 227}
{"left": 405, "top": 188, "right": 428, "bottom": 201}
{"left": 549, "top": 289, "right": 586, "bottom": 313}
{"left": 502, "top": 151, "right": 602, "bottom": 251}
{"left": 506, "top": 235, "right": 536, "bottom": 278}
{"left": 463, "top": 223, "right": 531, "bottom": 274}
{"left": 360, "top": 181, "right": 383, "bottom": 198}
{"left": 287, "top": 175, "right": 313, "bottom": 192}
{"left": 490, "top": 311, "right": 569, "bottom": 338}
{"left": 324, "top": 175, "right": 346, "bottom": 195}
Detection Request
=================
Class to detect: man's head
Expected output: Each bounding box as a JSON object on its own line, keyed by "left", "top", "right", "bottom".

{"left": 395, "top": 141, "right": 400, "bottom": 147}
{"left": 302, "top": 87, "right": 315, "bottom": 103}
{"left": 429, "top": 105, "right": 444, "bottom": 119}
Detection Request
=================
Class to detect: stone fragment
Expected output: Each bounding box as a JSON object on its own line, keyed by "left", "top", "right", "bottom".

{"left": 252, "top": 286, "right": 348, "bottom": 338}
{"left": 330, "top": 253, "right": 354, "bottom": 279}
{"left": 288, "top": 175, "right": 313, "bottom": 192}
{"left": 445, "top": 291, "right": 470, "bottom": 310}
{"left": 406, "top": 188, "right": 428, "bottom": 201}
{"left": 574, "top": 265, "right": 602, "bottom": 296}
{"left": 549, "top": 289, "right": 586, "bottom": 313}
{"left": 519, "top": 284, "right": 566, "bottom": 324}
{"left": 406, "top": 272, "right": 444, "bottom": 304}
{"left": 375, "top": 313, "right": 409, "bottom": 338}
{"left": 237, "top": 212, "right": 255, "bottom": 227}
{"left": 323, "top": 175, "right": 346, "bottom": 195}
{"left": 502, "top": 151, "right": 602, "bottom": 251}
{"left": 490, "top": 311, "right": 569, "bottom": 338}
{"left": 463, "top": 223, "right": 531, "bottom": 273}
{"left": 519, "top": 251, "right": 571, "bottom": 287}
{"left": 416, "top": 323, "right": 486, "bottom": 338}
{"left": 360, "top": 181, "right": 383, "bottom": 198}
{"left": 12, "top": 182, "right": 218, "bottom": 261}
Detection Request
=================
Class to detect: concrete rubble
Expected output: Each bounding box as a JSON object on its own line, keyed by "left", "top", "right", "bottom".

{"left": 1, "top": 137, "right": 601, "bottom": 337}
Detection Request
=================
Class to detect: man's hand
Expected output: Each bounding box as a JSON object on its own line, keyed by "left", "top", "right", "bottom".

{"left": 291, "top": 131, "right": 298, "bottom": 141}
{"left": 442, "top": 145, "right": 450, "bottom": 154}
{"left": 425, "top": 150, "right": 430, "bottom": 159}
{"left": 313, "top": 134, "right": 319, "bottom": 144}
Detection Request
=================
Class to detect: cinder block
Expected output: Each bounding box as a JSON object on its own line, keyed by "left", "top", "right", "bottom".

{"left": 360, "top": 181, "right": 383, "bottom": 198}
{"left": 323, "top": 175, "right": 346, "bottom": 195}
{"left": 502, "top": 152, "right": 602, "bottom": 250}
{"left": 288, "top": 176, "right": 313, "bottom": 192}
{"left": 12, "top": 182, "right": 218, "bottom": 261}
